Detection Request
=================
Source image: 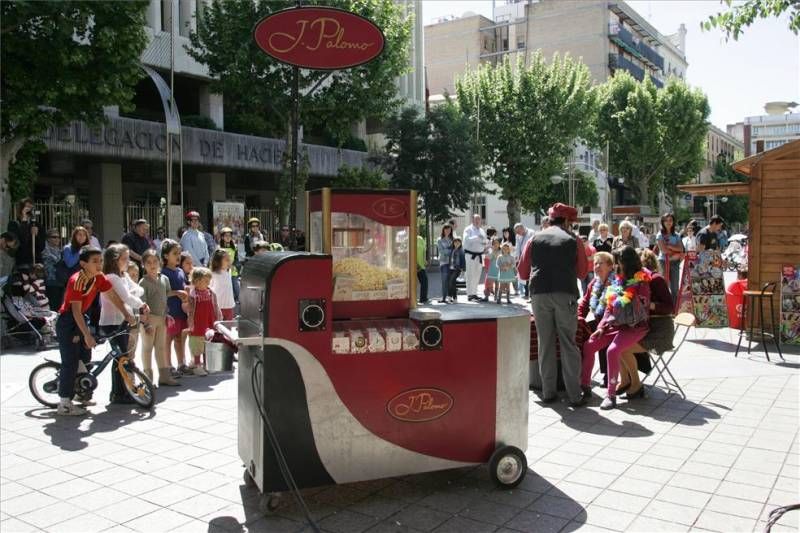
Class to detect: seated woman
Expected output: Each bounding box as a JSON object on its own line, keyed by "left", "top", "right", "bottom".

{"left": 617, "top": 249, "right": 675, "bottom": 398}
{"left": 581, "top": 246, "right": 651, "bottom": 409}
{"left": 578, "top": 251, "right": 615, "bottom": 394}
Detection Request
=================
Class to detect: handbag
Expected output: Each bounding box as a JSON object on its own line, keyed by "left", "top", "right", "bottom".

{"left": 610, "top": 292, "right": 650, "bottom": 328}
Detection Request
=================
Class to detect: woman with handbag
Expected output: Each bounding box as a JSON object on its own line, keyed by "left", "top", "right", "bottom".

{"left": 581, "top": 246, "right": 651, "bottom": 409}
{"left": 616, "top": 249, "right": 675, "bottom": 399}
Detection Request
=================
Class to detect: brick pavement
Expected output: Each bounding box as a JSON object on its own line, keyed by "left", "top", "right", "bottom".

{"left": 1, "top": 326, "right": 798, "bottom": 533}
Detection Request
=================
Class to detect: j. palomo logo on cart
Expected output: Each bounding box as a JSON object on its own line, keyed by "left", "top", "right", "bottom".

{"left": 387, "top": 388, "right": 453, "bottom": 422}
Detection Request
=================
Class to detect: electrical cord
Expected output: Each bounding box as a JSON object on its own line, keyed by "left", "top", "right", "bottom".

{"left": 251, "top": 358, "right": 320, "bottom": 533}
{"left": 765, "top": 503, "right": 799, "bottom": 532}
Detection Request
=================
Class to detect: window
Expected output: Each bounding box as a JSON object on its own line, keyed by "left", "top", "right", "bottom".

{"left": 471, "top": 196, "right": 487, "bottom": 221}
{"left": 517, "top": 36, "right": 526, "bottom": 49}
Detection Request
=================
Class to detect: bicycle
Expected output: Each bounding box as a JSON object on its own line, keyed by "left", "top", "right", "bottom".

{"left": 28, "top": 322, "right": 155, "bottom": 410}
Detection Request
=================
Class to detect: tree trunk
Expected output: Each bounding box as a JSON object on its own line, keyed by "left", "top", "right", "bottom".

{"left": 506, "top": 194, "right": 521, "bottom": 227}
{"left": 635, "top": 178, "right": 649, "bottom": 207}
{"left": 0, "top": 139, "right": 26, "bottom": 229}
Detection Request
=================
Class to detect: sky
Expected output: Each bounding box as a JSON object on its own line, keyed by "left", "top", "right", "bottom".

{"left": 421, "top": 0, "right": 800, "bottom": 129}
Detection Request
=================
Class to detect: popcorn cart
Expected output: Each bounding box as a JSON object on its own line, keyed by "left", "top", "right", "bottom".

{"left": 219, "top": 188, "right": 531, "bottom": 513}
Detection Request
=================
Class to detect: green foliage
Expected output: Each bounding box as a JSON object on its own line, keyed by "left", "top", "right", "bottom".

{"left": 712, "top": 156, "right": 749, "bottom": 225}
{"left": 703, "top": 0, "right": 799, "bottom": 40}
{"left": 377, "top": 101, "right": 483, "bottom": 221}
{"left": 333, "top": 165, "right": 387, "bottom": 188}
{"left": 8, "top": 141, "right": 46, "bottom": 202}
{"left": 456, "top": 53, "right": 596, "bottom": 224}
{"left": 275, "top": 146, "right": 310, "bottom": 226}
{"left": 182, "top": 115, "right": 220, "bottom": 130}
{"left": 188, "top": 0, "right": 412, "bottom": 143}
{"left": 594, "top": 72, "right": 709, "bottom": 206}
{"left": 1, "top": 1, "right": 149, "bottom": 144}
{"left": 539, "top": 170, "right": 599, "bottom": 211}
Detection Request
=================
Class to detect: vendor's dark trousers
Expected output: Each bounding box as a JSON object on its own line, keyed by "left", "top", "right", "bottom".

{"left": 532, "top": 292, "right": 583, "bottom": 403}
{"left": 56, "top": 313, "right": 91, "bottom": 400}
{"left": 99, "top": 325, "right": 129, "bottom": 402}
{"left": 46, "top": 285, "right": 64, "bottom": 312}
{"left": 417, "top": 268, "right": 428, "bottom": 302}
{"left": 447, "top": 269, "right": 460, "bottom": 299}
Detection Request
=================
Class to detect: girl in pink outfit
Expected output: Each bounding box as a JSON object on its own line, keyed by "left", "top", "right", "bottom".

{"left": 581, "top": 246, "right": 651, "bottom": 410}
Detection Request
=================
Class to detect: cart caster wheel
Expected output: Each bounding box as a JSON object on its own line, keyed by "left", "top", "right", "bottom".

{"left": 489, "top": 445, "right": 527, "bottom": 488}
{"left": 258, "top": 494, "right": 281, "bottom": 515}
{"left": 243, "top": 469, "right": 256, "bottom": 488}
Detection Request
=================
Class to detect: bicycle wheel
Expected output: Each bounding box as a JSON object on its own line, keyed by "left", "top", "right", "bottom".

{"left": 29, "top": 361, "right": 61, "bottom": 408}
{"left": 119, "top": 361, "right": 156, "bottom": 409}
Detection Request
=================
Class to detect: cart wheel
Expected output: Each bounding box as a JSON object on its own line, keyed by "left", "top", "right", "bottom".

{"left": 258, "top": 493, "right": 281, "bottom": 515}
{"left": 243, "top": 469, "right": 256, "bottom": 488}
{"left": 489, "top": 445, "right": 527, "bottom": 488}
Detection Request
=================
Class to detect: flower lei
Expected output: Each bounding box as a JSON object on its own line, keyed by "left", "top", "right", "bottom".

{"left": 588, "top": 278, "right": 607, "bottom": 316}
{"left": 603, "top": 270, "right": 652, "bottom": 308}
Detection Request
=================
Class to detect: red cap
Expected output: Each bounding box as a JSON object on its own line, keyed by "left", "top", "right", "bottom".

{"left": 547, "top": 203, "right": 578, "bottom": 222}
{"left": 185, "top": 210, "right": 200, "bottom": 220}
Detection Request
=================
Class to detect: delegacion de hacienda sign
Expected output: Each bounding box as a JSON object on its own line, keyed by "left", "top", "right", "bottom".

{"left": 41, "top": 117, "right": 367, "bottom": 176}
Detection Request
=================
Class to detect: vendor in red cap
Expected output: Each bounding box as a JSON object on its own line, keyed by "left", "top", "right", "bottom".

{"left": 520, "top": 202, "right": 588, "bottom": 407}
{"left": 180, "top": 210, "right": 210, "bottom": 267}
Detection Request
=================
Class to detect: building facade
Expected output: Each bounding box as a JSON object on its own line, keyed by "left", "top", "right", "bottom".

{"left": 424, "top": 0, "right": 688, "bottom": 229}
{"left": 32, "top": 0, "right": 423, "bottom": 242}
{"left": 728, "top": 102, "right": 800, "bottom": 157}
{"left": 698, "top": 125, "right": 745, "bottom": 183}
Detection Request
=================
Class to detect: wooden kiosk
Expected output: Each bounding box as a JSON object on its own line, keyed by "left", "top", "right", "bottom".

{"left": 679, "top": 140, "right": 800, "bottom": 328}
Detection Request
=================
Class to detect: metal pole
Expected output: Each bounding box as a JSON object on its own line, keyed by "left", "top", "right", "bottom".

{"left": 166, "top": 0, "right": 175, "bottom": 238}
{"left": 290, "top": 65, "right": 299, "bottom": 240}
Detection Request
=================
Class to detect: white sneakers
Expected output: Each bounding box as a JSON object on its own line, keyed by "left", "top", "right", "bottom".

{"left": 192, "top": 366, "right": 209, "bottom": 377}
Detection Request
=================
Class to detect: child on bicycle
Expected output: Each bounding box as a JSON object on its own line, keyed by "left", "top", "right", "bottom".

{"left": 162, "top": 240, "right": 191, "bottom": 377}
{"left": 99, "top": 244, "right": 149, "bottom": 404}
{"left": 140, "top": 249, "right": 183, "bottom": 387}
{"left": 184, "top": 267, "right": 222, "bottom": 376}
{"left": 55, "top": 246, "right": 135, "bottom": 416}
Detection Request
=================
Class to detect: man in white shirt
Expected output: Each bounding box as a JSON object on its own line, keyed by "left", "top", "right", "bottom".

{"left": 180, "top": 211, "right": 210, "bottom": 267}
{"left": 514, "top": 223, "right": 535, "bottom": 298}
{"left": 462, "top": 214, "right": 488, "bottom": 301}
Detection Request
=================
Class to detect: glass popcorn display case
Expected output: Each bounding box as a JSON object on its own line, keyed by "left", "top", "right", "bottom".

{"left": 307, "top": 188, "right": 416, "bottom": 319}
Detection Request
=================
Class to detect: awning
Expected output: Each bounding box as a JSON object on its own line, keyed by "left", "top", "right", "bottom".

{"left": 677, "top": 182, "right": 750, "bottom": 196}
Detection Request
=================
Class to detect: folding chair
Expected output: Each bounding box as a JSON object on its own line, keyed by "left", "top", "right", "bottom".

{"left": 644, "top": 312, "right": 696, "bottom": 399}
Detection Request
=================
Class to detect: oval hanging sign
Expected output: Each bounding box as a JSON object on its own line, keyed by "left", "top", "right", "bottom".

{"left": 253, "top": 7, "right": 385, "bottom": 70}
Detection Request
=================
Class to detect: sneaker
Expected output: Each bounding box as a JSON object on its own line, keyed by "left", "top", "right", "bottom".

{"left": 178, "top": 365, "right": 193, "bottom": 376}
{"left": 74, "top": 396, "right": 97, "bottom": 407}
{"left": 170, "top": 367, "right": 182, "bottom": 378}
{"left": 57, "top": 403, "right": 87, "bottom": 416}
{"left": 193, "top": 366, "right": 208, "bottom": 376}
{"left": 600, "top": 396, "right": 617, "bottom": 410}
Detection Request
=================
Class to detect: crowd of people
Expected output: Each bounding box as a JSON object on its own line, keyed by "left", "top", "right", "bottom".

{"left": 431, "top": 204, "right": 731, "bottom": 410}
{"left": 1, "top": 199, "right": 303, "bottom": 416}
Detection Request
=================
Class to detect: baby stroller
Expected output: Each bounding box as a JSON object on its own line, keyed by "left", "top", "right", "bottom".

{"left": 0, "top": 267, "right": 58, "bottom": 351}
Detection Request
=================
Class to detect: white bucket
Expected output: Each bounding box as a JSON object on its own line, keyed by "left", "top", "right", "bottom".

{"left": 205, "top": 341, "right": 234, "bottom": 373}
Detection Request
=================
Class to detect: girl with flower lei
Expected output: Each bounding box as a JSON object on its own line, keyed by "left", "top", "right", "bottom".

{"left": 578, "top": 252, "right": 616, "bottom": 392}
{"left": 581, "top": 246, "right": 651, "bottom": 410}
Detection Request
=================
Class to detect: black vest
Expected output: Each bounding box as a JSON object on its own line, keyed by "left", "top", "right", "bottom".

{"left": 530, "top": 226, "right": 578, "bottom": 296}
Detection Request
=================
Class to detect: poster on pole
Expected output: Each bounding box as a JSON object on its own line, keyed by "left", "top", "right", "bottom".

{"left": 212, "top": 202, "right": 245, "bottom": 242}
{"left": 677, "top": 250, "right": 727, "bottom": 327}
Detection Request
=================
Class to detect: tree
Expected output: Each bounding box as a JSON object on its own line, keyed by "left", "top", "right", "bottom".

{"left": 378, "top": 101, "right": 483, "bottom": 222}
{"left": 712, "top": 156, "right": 749, "bottom": 225}
{"left": 539, "top": 170, "right": 599, "bottom": 213}
{"left": 456, "top": 53, "right": 596, "bottom": 225}
{"left": 188, "top": 0, "right": 412, "bottom": 144}
{"left": 1, "top": 0, "right": 149, "bottom": 225}
{"left": 333, "top": 164, "right": 387, "bottom": 189}
{"left": 703, "top": 0, "right": 799, "bottom": 40}
{"left": 595, "top": 72, "right": 709, "bottom": 206}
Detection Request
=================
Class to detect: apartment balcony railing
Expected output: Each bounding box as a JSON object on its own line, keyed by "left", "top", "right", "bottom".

{"left": 609, "top": 53, "right": 645, "bottom": 81}
{"left": 608, "top": 24, "right": 664, "bottom": 72}
{"left": 650, "top": 75, "right": 664, "bottom": 88}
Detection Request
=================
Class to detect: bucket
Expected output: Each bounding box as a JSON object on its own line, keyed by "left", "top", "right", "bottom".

{"left": 205, "top": 341, "right": 234, "bottom": 373}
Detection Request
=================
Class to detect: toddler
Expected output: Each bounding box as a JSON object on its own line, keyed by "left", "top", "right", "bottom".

{"left": 162, "top": 240, "right": 191, "bottom": 377}
{"left": 140, "top": 249, "right": 181, "bottom": 386}
{"left": 483, "top": 238, "right": 501, "bottom": 302}
{"left": 447, "top": 238, "right": 466, "bottom": 303}
{"left": 184, "top": 267, "right": 222, "bottom": 376}
{"left": 210, "top": 249, "right": 235, "bottom": 321}
{"left": 496, "top": 242, "right": 516, "bottom": 304}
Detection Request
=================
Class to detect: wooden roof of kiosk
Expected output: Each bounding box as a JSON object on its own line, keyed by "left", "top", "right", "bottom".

{"left": 679, "top": 140, "right": 800, "bottom": 326}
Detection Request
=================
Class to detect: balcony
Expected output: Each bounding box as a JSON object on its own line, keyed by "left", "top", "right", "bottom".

{"left": 608, "top": 24, "right": 664, "bottom": 72}
{"left": 650, "top": 75, "right": 664, "bottom": 88}
{"left": 609, "top": 53, "right": 645, "bottom": 81}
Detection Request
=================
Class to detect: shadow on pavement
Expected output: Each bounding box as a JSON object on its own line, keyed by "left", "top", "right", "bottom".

{"left": 153, "top": 371, "right": 234, "bottom": 403}
{"left": 205, "top": 465, "right": 588, "bottom": 532}
{"left": 29, "top": 405, "right": 155, "bottom": 451}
